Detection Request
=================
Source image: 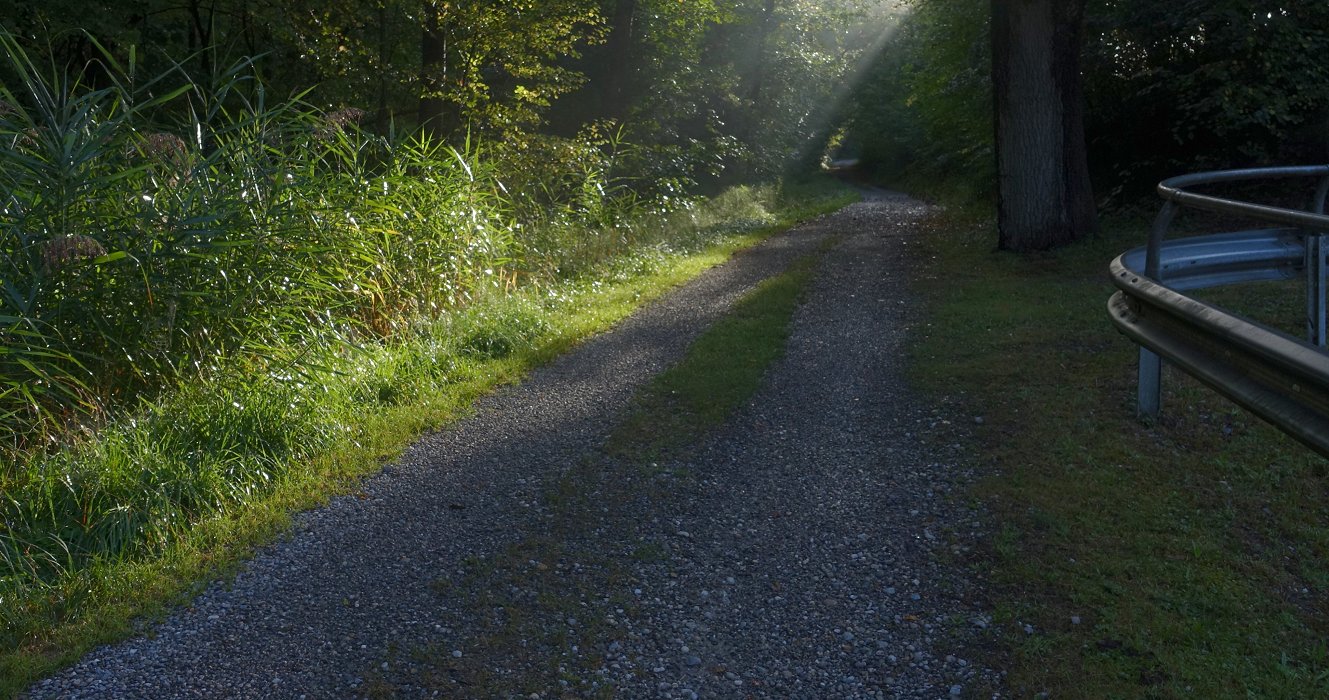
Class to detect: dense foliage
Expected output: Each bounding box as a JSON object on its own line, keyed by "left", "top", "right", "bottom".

{"left": 843, "top": 0, "right": 1329, "bottom": 203}
{"left": 0, "top": 0, "right": 885, "bottom": 181}
{"left": 0, "top": 4, "right": 866, "bottom": 646}
{"left": 0, "top": 40, "right": 518, "bottom": 450}
{"left": 0, "top": 0, "right": 891, "bottom": 445}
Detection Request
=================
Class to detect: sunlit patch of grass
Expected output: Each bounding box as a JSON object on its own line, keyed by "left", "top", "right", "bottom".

{"left": 609, "top": 237, "right": 837, "bottom": 457}
{"left": 908, "top": 211, "right": 1329, "bottom": 698}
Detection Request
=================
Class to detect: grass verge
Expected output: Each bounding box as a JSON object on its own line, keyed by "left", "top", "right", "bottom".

{"left": 0, "top": 180, "right": 857, "bottom": 697}
{"left": 907, "top": 211, "right": 1329, "bottom": 698}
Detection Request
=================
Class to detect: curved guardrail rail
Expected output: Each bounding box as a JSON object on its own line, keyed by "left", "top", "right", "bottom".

{"left": 1108, "top": 165, "right": 1329, "bottom": 457}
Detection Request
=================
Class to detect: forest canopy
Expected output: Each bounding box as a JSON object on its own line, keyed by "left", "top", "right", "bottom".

{"left": 3, "top": 0, "right": 1324, "bottom": 203}
{"left": 0, "top": 0, "right": 892, "bottom": 186}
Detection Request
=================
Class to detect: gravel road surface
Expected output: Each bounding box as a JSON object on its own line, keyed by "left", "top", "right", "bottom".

{"left": 28, "top": 190, "right": 1003, "bottom": 699}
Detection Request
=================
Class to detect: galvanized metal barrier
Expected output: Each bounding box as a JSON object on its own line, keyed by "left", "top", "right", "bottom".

{"left": 1108, "top": 165, "right": 1329, "bottom": 457}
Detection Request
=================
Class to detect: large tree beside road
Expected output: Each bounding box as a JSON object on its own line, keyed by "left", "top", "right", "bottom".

{"left": 844, "top": 0, "right": 1329, "bottom": 250}
{"left": 990, "top": 0, "right": 1097, "bottom": 251}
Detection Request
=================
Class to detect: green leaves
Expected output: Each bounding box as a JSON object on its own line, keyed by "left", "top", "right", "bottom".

{"left": 0, "top": 33, "right": 525, "bottom": 449}
{"left": 1083, "top": 0, "right": 1329, "bottom": 178}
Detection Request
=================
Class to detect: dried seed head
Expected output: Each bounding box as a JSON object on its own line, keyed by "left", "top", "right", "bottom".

{"left": 15, "top": 127, "right": 42, "bottom": 149}
{"left": 133, "top": 132, "right": 192, "bottom": 187}
{"left": 327, "top": 107, "right": 366, "bottom": 128}
{"left": 317, "top": 107, "right": 367, "bottom": 139}
{"left": 138, "top": 132, "right": 189, "bottom": 165}
{"left": 42, "top": 234, "right": 106, "bottom": 272}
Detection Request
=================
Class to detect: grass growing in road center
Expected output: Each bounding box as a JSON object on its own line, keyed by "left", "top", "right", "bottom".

{"left": 609, "top": 239, "right": 838, "bottom": 456}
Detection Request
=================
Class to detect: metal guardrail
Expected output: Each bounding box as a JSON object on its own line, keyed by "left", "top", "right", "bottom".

{"left": 1108, "top": 165, "right": 1329, "bottom": 457}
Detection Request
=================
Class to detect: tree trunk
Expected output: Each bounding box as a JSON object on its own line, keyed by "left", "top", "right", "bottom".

{"left": 418, "top": 4, "right": 460, "bottom": 139}
{"left": 601, "top": 0, "right": 637, "bottom": 122}
{"left": 187, "top": 0, "right": 215, "bottom": 77}
{"left": 991, "top": 0, "right": 1097, "bottom": 251}
{"left": 740, "top": 0, "right": 777, "bottom": 125}
{"left": 376, "top": 2, "right": 391, "bottom": 133}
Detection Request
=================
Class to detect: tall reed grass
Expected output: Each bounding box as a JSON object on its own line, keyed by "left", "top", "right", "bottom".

{"left": 0, "top": 36, "right": 561, "bottom": 450}
{"left": 0, "top": 32, "right": 851, "bottom": 626}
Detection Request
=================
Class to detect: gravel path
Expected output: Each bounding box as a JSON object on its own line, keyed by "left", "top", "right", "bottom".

{"left": 28, "top": 190, "right": 1002, "bottom": 699}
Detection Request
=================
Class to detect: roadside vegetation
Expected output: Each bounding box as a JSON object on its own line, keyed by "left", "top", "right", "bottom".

{"left": 907, "top": 210, "right": 1329, "bottom": 698}
{"left": 847, "top": 2, "right": 1329, "bottom": 695}
{"left": 0, "top": 31, "right": 857, "bottom": 691}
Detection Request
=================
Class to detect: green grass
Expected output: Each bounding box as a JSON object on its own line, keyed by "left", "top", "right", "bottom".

{"left": 907, "top": 211, "right": 1329, "bottom": 698}
{"left": 609, "top": 238, "right": 836, "bottom": 456}
{"left": 0, "top": 178, "right": 857, "bottom": 697}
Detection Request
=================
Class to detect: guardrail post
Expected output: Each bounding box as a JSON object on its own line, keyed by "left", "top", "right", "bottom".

{"left": 1144, "top": 202, "right": 1178, "bottom": 281}
{"left": 1311, "top": 179, "right": 1329, "bottom": 347}
{"left": 1137, "top": 202, "right": 1177, "bottom": 419}
{"left": 1308, "top": 234, "right": 1327, "bottom": 346}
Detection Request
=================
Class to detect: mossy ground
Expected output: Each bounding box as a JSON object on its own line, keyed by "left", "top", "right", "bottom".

{"left": 908, "top": 210, "right": 1329, "bottom": 698}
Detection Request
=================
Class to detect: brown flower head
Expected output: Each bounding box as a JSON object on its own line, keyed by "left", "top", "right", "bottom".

{"left": 134, "top": 132, "right": 192, "bottom": 186}
{"left": 138, "top": 132, "right": 189, "bottom": 165}
{"left": 42, "top": 234, "right": 106, "bottom": 272}
{"left": 14, "top": 127, "right": 43, "bottom": 150}
{"left": 317, "top": 107, "right": 367, "bottom": 139}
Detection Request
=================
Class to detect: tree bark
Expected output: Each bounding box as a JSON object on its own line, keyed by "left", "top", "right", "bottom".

{"left": 376, "top": 2, "right": 391, "bottom": 133}
{"left": 991, "top": 0, "right": 1097, "bottom": 251}
{"left": 740, "top": 0, "right": 777, "bottom": 126}
{"left": 601, "top": 0, "right": 637, "bottom": 122}
{"left": 418, "top": 3, "right": 460, "bottom": 140}
{"left": 186, "top": 0, "right": 215, "bottom": 77}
